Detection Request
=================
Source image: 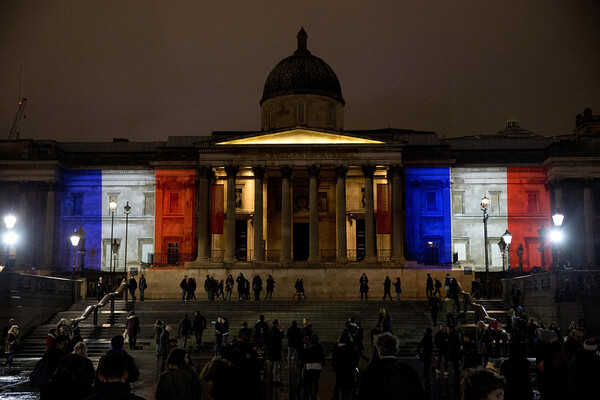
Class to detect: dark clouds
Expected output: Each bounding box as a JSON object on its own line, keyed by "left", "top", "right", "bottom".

{"left": 1, "top": 1, "right": 599, "bottom": 142}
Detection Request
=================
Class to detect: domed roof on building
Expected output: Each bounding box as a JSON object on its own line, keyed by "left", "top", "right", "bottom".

{"left": 260, "top": 28, "right": 345, "bottom": 106}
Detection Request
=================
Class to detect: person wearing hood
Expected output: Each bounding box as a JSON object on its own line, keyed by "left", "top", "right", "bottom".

{"left": 331, "top": 330, "right": 359, "bottom": 400}
{"left": 303, "top": 334, "right": 325, "bottom": 400}
{"left": 155, "top": 348, "right": 201, "bottom": 400}
{"left": 125, "top": 311, "right": 140, "bottom": 350}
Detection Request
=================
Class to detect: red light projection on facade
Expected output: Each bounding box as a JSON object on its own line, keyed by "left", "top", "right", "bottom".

{"left": 155, "top": 170, "right": 196, "bottom": 266}
{"left": 507, "top": 167, "right": 551, "bottom": 271}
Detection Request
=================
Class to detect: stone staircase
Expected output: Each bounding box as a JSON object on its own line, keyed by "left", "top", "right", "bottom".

{"left": 17, "top": 299, "right": 439, "bottom": 359}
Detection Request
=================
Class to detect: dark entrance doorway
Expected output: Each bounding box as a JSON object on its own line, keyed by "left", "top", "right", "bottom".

{"left": 356, "top": 219, "right": 365, "bottom": 261}
{"left": 293, "top": 222, "right": 309, "bottom": 261}
{"left": 235, "top": 220, "right": 247, "bottom": 261}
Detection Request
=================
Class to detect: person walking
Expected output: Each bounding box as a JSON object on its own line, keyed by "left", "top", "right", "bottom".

{"left": 433, "top": 278, "right": 442, "bottom": 298}
{"left": 265, "top": 274, "right": 275, "bottom": 300}
{"left": 193, "top": 311, "right": 206, "bottom": 349}
{"left": 447, "top": 324, "right": 461, "bottom": 386}
{"left": 154, "top": 320, "right": 164, "bottom": 360}
{"left": 138, "top": 274, "right": 147, "bottom": 301}
{"left": 178, "top": 314, "right": 193, "bottom": 351}
{"left": 180, "top": 275, "right": 188, "bottom": 301}
{"left": 444, "top": 273, "right": 452, "bottom": 294}
{"left": 96, "top": 277, "right": 106, "bottom": 302}
{"left": 359, "top": 273, "right": 369, "bottom": 301}
{"left": 331, "top": 330, "right": 359, "bottom": 400}
{"left": 252, "top": 274, "right": 263, "bottom": 301}
{"left": 125, "top": 311, "right": 140, "bottom": 350}
{"left": 127, "top": 275, "right": 137, "bottom": 301}
{"left": 426, "top": 273, "right": 434, "bottom": 298}
{"left": 475, "top": 321, "right": 491, "bottom": 368}
{"left": 382, "top": 276, "right": 392, "bottom": 300}
{"left": 428, "top": 295, "right": 440, "bottom": 325}
{"left": 417, "top": 327, "right": 433, "bottom": 388}
{"left": 224, "top": 274, "right": 234, "bottom": 301}
{"left": 155, "top": 348, "right": 202, "bottom": 400}
{"left": 265, "top": 319, "right": 284, "bottom": 385}
{"left": 393, "top": 277, "right": 402, "bottom": 301}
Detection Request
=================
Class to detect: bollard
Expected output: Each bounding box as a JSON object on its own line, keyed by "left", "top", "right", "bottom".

{"left": 93, "top": 308, "right": 98, "bottom": 326}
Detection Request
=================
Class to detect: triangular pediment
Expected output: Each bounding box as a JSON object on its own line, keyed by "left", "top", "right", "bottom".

{"left": 215, "top": 129, "right": 385, "bottom": 145}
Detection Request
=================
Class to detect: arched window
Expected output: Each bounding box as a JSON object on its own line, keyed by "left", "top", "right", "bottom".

{"left": 298, "top": 101, "right": 305, "bottom": 125}
{"left": 327, "top": 104, "right": 335, "bottom": 128}
{"left": 269, "top": 104, "right": 276, "bottom": 129}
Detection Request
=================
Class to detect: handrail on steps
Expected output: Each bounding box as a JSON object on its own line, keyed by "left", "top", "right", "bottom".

{"left": 66, "top": 279, "right": 128, "bottom": 326}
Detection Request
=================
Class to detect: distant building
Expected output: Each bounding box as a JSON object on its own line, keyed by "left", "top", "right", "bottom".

{"left": 1, "top": 29, "right": 599, "bottom": 277}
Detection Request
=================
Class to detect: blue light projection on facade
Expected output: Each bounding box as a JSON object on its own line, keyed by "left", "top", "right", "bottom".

{"left": 405, "top": 168, "right": 452, "bottom": 265}
{"left": 59, "top": 170, "right": 102, "bottom": 272}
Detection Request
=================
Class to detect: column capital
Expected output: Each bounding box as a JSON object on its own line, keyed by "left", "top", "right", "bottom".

{"left": 198, "top": 165, "right": 214, "bottom": 179}
{"left": 224, "top": 165, "right": 239, "bottom": 178}
{"left": 387, "top": 164, "right": 402, "bottom": 179}
{"left": 307, "top": 164, "right": 321, "bottom": 178}
{"left": 334, "top": 164, "right": 348, "bottom": 179}
{"left": 252, "top": 165, "right": 267, "bottom": 179}
{"left": 361, "top": 165, "right": 376, "bottom": 178}
{"left": 280, "top": 165, "right": 293, "bottom": 179}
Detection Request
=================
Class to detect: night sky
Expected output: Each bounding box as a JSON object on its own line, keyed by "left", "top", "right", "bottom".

{"left": 1, "top": 1, "right": 599, "bottom": 142}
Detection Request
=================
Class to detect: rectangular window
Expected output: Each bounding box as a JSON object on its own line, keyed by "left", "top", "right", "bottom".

{"left": 144, "top": 193, "right": 155, "bottom": 215}
{"left": 167, "top": 242, "right": 180, "bottom": 265}
{"left": 72, "top": 193, "right": 83, "bottom": 215}
{"left": 454, "top": 242, "right": 467, "bottom": 261}
{"left": 426, "top": 241, "right": 439, "bottom": 264}
{"left": 490, "top": 192, "right": 501, "bottom": 214}
{"left": 169, "top": 193, "right": 179, "bottom": 213}
{"left": 527, "top": 192, "right": 538, "bottom": 213}
{"left": 452, "top": 192, "right": 464, "bottom": 215}
{"left": 490, "top": 239, "right": 503, "bottom": 267}
{"left": 426, "top": 191, "right": 437, "bottom": 212}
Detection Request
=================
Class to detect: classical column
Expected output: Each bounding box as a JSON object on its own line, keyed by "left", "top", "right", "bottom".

{"left": 195, "top": 166, "right": 212, "bottom": 261}
{"left": 280, "top": 165, "right": 293, "bottom": 262}
{"left": 252, "top": 166, "right": 266, "bottom": 262}
{"left": 43, "top": 182, "right": 57, "bottom": 267}
{"left": 335, "top": 165, "right": 348, "bottom": 262}
{"left": 308, "top": 165, "right": 321, "bottom": 261}
{"left": 362, "top": 165, "right": 376, "bottom": 261}
{"left": 583, "top": 182, "right": 596, "bottom": 267}
{"left": 388, "top": 165, "right": 404, "bottom": 261}
{"left": 224, "top": 166, "right": 238, "bottom": 262}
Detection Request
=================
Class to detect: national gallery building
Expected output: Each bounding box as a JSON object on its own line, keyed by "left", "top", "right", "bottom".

{"left": 1, "top": 29, "right": 599, "bottom": 297}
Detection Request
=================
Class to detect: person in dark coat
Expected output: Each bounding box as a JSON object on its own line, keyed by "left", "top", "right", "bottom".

{"left": 393, "top": 277, "right": 402, "bottom": 301}
{"left": 138, "top": 275, "right": 147, "bottom": 301}
{"left": 236, "top": 273, "right": 245, "bottom": 301}
{"left": 127, "top": 275, "right": 137, "bottom": 301}
{"left": 357, "top": 332, "right": 426, "bottom": 400}
{"left": 426, "top": 273, "right": 434, "bottom": 298}
{"left": 417, "top": 328, "right": 433, "bottom": 388}
{"left": 265, "top": 275, "right": 275, "bottom": 300}
{"left": 106, "top": 335, "right": 140, "bottom": 384}
{"left": 500, "top": 343, "right": 532, "bottom": 400}
{"left": 253, "top": 315, "right": 269, "bottom": 347}
{"left": 30, "top": 334, "right": 70, "bottom": 389}
{"left": 428, "top": 295, "right": 440, "bottom": 325}
{"left": 447, "top": 324, "right": 462, "bottom": 386}
{"left": 264, "top": 319, "right": 284, "bottom": 385}
{"left": 434, "top": 324, "right": 449, "bottom": 375}
{"left": 359, "top": 273, "right": 369, "bottom": 301}
{"left": 159, "top": 325, "right": 172, "bottom": 372}
{"left": 187, "top": 277, "right": 196, "bottom": 301}
{"left": 204, "top": 275, "right": 212, "bottom": 301}
{"left": 252, "top": 275, "right": 263, "bottom": 301}
{"left": 155, "top": 348, "right": 201, "bottom": 400}
{"left": 332, "top": 330, "right": 359, "bottom": 400}
{"left": 214, "top": 317, "right": 224, "bottom": 356}
{"left": 238, "top": 322, "right": 252, "bottom": 342}
{"left": 193, "top": 311, "right": 206, "bottom": 349}
{"left": 303, "top": 335, "right": 325, "bottom": 400}
{"left": 42, "top": 342, "right": 95, "bottom": 400}
{"left": 449, "top": 278, "right": 460, "bottom": 312}
{"left": 178, "top": 314, "right": 193, "bottom": 350}
{"left": 179, "top": 275, "right": 187, "bottom": 301}
{"left": 96, "top": 277, "right": 107, "bottom": 302}
{"left": 433, "top": 278, "right": 442, "bottom": 298}
{"left": 85, "top": 352, "right": 145, "bottom": 400}
{"left": 125, "top": 311, "right": 140, "bottom": 350}
{"left": 286, "top": 321, "right": 302, "bottom": 369}
{"left": 382, "top": 276, "right": 392, "bottom": 300}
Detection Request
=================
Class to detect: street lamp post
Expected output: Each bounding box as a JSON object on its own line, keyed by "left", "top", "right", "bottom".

{"left": 108, "top": 199, "right": 118, "bottom": 278}
{"left": 3, "top": 215, "right": 17, "bottom": 271}
{"left": 502, "top": 229, "right": 512, "bottom": 272}
{"left": 70, "top": 229, "right": 80, "bottom": 278}
{"left": 551, "top": 208, "right": 564, "bottom": 268}
{"left": 123, "top": 202, "right": 131, "bottom": 301}
{"left": 481, "top": 195, "right": 490, "bottom": 298}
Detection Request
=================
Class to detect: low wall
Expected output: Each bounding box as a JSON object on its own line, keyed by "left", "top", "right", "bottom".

{"left": 0, "top": 273, "right": 81, "bottom": 337}
{"left": 502, "top": 271, "right": 600, "bottom": 333}
{"left": 142, "top": 266, "right": 469, "bottom": 301}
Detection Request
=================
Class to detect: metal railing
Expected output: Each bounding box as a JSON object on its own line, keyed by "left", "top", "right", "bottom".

{"left": 149, "top": 253, "right": 195, "bottom": 267}
{"left": 66, "top": 279, "right": 127, "bottom": 327}
{"left": 265, "top": 250, "right": 281, "bottom": 262}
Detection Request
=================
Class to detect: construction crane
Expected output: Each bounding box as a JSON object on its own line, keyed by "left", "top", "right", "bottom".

{"left": 8, "top": 98, "right": 27, "bottom": 140}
